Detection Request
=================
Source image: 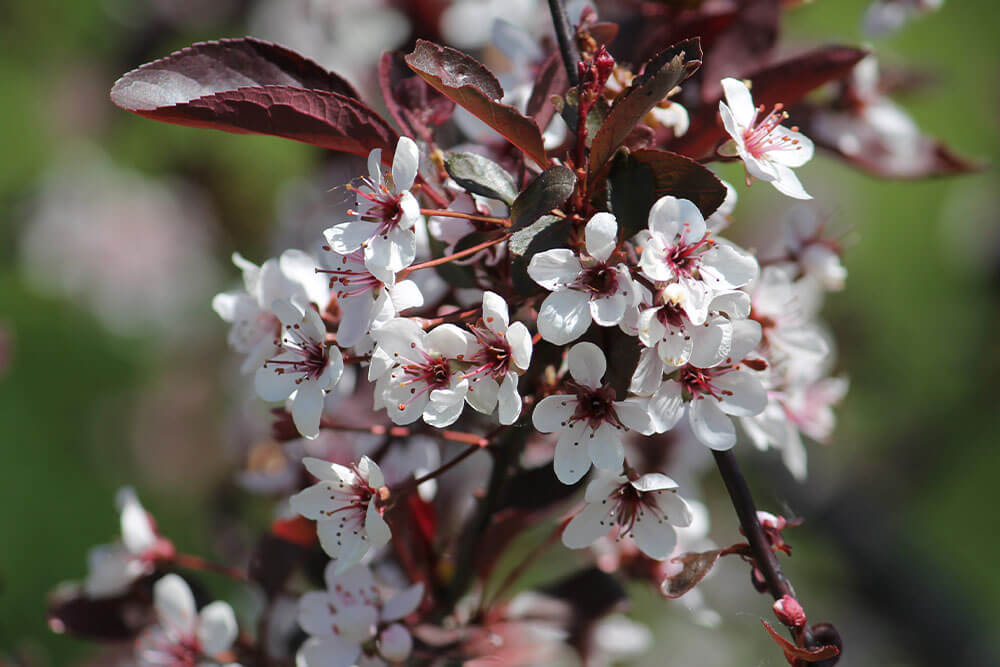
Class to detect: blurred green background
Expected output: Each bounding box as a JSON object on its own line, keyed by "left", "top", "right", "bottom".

{"left": 0, "top": 0, "right": 997, "bottom": 664}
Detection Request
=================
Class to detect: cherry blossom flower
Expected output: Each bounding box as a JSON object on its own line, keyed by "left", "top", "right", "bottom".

{"left": 372, "top": 319, "right": 476, "bottom": 427}
{"left": 784, "top": 207, "right": 847, "bottom": 291}
{"left": 638, "top": 287, "right": 751, "bottom": 369}
{"left": 649, "top": 100, "right": 690, "bottom": 137}
{"left": 528, "top": 213, "right": 638, "bottom": 345}
{"left": 464, "top": 291, "right": 533, "bottom": 425}
{"left": 532, "top": 342, "right": 652, "bottom": 484}
{"left": 135, "top": 574, "right": 237, "bottom": 667}
{"left": 749, "top": 266, "right": 830, "bottom": 375}
{"left": 646, "top": 325, "right": 767, "bottom": 450}
{"left": 291, "top": 456, "right": 391, "bottom": 572}
{"left": 255, "top": 299, "right": 345, "bottom": 439}
{"left": 637, "top": 196, "right": 758, "bottom": 325}
{"left": 562, "top": 472, "right": 693, "bottom": 559}
{"left": 85, "top": 487, "right": 173, "bottom": 598}
{"left": 317, "top": 248, "right": 423, "bottom": 354}
{"left": 213, "top": 250, "right": 327, "bottom": 374}
{"left": 296, "top": 562, "right": 423, "bottom": 667}
{"left": 324, "top": 137, "right": 421, "bottom": 284}
{"left": 719, "top": 78, "right": 815, "bottom": 199}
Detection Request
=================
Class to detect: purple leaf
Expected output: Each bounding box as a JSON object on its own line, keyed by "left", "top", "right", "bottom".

{"left": 111, "top": 39, "right": 398, "bottom": 156}
{"left": 661, "top": 544, "right": 750, "bottom": 598}
{"left": 379, "top": 50, "right": 456, "bottom": 141}
{"left": 698, "top": 0, "right": 782, "bottom": 103}
{"left": 588, "top": 38, "right": 702, "bottom": 179}
{"left": 526, "top": 52, "right": 569, "bottom": 134}
{"left": 405, "top": 40, "right": 549, "bottom": 168}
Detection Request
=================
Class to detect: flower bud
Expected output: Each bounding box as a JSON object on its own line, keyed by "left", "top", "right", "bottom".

{"left": 773, "top": 595, "right": 807, "bottom": 628}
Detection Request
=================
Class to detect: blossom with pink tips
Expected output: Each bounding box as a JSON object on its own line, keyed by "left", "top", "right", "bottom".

{"left": 719, "top": 77, "right": 815, "bottom": 199}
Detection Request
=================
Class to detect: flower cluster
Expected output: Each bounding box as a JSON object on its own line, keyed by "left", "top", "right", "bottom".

{"left": 51, "top": 2, "right": 968, "bottom": 665}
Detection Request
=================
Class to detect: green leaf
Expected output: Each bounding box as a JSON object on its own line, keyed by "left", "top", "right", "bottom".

{"left": 509, "top": 165, "right": 576, "bottom": 231}
{"left": 444, "top": 152, "right": 518, "bottom": 205}
{"left": 589, "top": 38, "right": 702, "bottom": 179}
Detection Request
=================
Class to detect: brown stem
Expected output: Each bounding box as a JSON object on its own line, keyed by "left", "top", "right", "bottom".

{"left": 547, "top": 0, "right": 580, "bottom": 87}
{"left": 712, "top": 450, "right": 819, "bottom": 652}
{"left": 172, "top": 553, "right": 249, "bottom": 582}
{"left": 399, "top": 233, "right": 511, "bottom": 279}
{"left": 407, "top": 439, "right": 490, "bottom": 491}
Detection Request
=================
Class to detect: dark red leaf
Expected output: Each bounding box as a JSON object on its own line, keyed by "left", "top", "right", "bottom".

{"left": 671, "top": 46, "right": 868, "bottom": 160}
{"left": 630, "top": 148, "right": 727, "bottom": 215}
{"left": 526, "top": 52, "right": 569, "bottom": 133}
{"left": 111, "top": 39, "right": 398, "bottom": 156}
{"left": 762, "top": 619, "right": 841, "bottom": 664}
{"left": 113, "top": 85, "right": 398, "bottom": 157}
{"left": 661, "top": 547, "right": 724, "bottom": 598}
{"left": 698, "top": 0, "right": 782, "bottom": 103}
{"left": 588, "top": 38, "right": 702, "bottom": 179}
{"left": 405, "top": 40, "right": 548, "bottom": 168}
{"left": 378, "top": 50, "right": 455, "bottom": 141}
{"left": 111, "top": 37, "right": 358, "bottom": 102}
{"left": 794, "top": 104, "right": 981, "bottom": 179}
{"left": 48, "top": 583, "right": 154, "bottom": 640}
{"left": 249, "top": 533, "right": 308, "bottom": 598}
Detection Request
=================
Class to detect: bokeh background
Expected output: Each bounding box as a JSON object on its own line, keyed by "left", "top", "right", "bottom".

{"left": 1, "top": 0, "right": 997, "bottom": 664}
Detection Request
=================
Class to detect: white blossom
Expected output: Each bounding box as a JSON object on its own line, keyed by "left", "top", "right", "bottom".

{"left": 325, "top": 137, "right": 421, "bottom": 284}
{"left": 464, "top": 291, "right": 533, "bottom": 425}
{"left": 532, "top": 342, "right": 652, "bottom": 484}
{"left": 135, "top": 574, "right": 238, "bottom": 666}
{"left": 562, "top": 472, "right": 693, "bottom": 559}
{"left": 296, "top": 562, "right": 423, "bottom": 667}
{"left": 291, "top": 457, "right": 391, "bottom": 572}
{"left": 784, "top": 207, "right": 847, "bottom": 291}
{"left": 529, "top": 213, "right": 638, "bottom": 345}
{"left": 719, "top": 78, "right": 815, "bottom": 199}
{"left": 213, "top": 250, "right": 328, "bottom": 374}
{"left": 637, "top": 195, "right": 758, "bottom": 325}
{"left": 638, "top": 287, "right": 751, "bottom": 368}
{"left": 85, "top": 487, "right": 169, "bottom": 598}
{"left": 255, "top": 299, "right": 345, "bottom": 440}
{"left": 372, "top": 319, "right": 477, "bottom": 427}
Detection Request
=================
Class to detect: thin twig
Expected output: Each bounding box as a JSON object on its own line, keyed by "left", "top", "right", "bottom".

{"left": 173, "top": 552, "right": 250, "bottom": 582}
{"left": 547, "top": 0, "right": 581, "bottom": 86}
{"left": 398, "top": 233, "right": 511, "bottom": 279}
{"left": 712, "top": 450, "right": 819, "bottom": 651}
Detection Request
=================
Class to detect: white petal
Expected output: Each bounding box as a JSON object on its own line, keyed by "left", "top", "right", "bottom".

{"left": 280, "top": 249, "right": 325, "bottom": 306}
{"left": 700, "top": 241, "right": 759, "bottom": 291}
{"left": 424, "top": 381, "right": 468, "bottom": 427}
{"left": 767, "top": 127, "right": 814, "bottom": 167}
{"left": 506, "top": 322, "right": 532, "bottom": 370}
{"left": 498, "top": 372, "right": 523, "bottom": 425}
{"left": 538, "top": 289, "right": 592, "bottom": 345}
{"left": 649, "top": 195, "right": 705, "bottom": 243}
{"left": 631, "top": 514, "right": 677, "bottom": 560}
{"left": 291, "top": 482, "right": 350, "bottom": 520}
{"left": 367, "top": 148, "right": 383, "bottom": 183}
{"left": 481, "top": 291, "right": 509, "bottom": 334}
{"left": 366, "top": 228, "right": 416, "bottom": 281}
{"left": 425, "top": 323, "right": 474, "bottom": 358}
{"left": 656, "top": 490, "right": 694, "bottom": 527}
{"left": 638, "top": 239, "right": 674, "bottom": 282}
{"left": 532, "top": 395, "right": 576, "bottom": 432}
{"left": 297, "top": 636, "right": 362, "bottom": 667}
{"left": 466, "top": 376, "right": 499, "bottom": 414}
{"left": 657, "top": 330, "right": 694, "bottom": 368}
{"left": 567, "top": 341, "right": 606, "bottom": 388}
{"left": 630, "top": 347, "right": 665, "bottom": 396}
{"left": 590, "top": 291, "right": 628, "bottom": 326}
{"left": 292, "top": 383, "right": 325, "bottom": 440}
{"left": 379, "top": 623, "right": 414, "bottom": 662}
{"left": 382, "top": 583, "right": 424, "bottom": 622}
{"left": 585, "top": 212, "right": 619, "bottom": 263}
{"left": 649, "top": 381, "right": 684, "bottom": 433}
{"left": 392, "top": 136, "right": 419, "bottom": 191}
{"left": 631, "top": 473, "right": 678, "bottom": 492}
{"left": 119, "top": 490, "right": 156, "bottom": 554}
{"left": 721, "top": 78, "right": 756, "bottom": 128}
{"left": 326, "top": 220, "right": 377, "bottom": 254}
{"left": 688, "top": 318, "right": 732, "bottom": 368}
{"left": 770, "top": 164, "right": 812, "bottom": 200}
{"left": 154, "top": 574, "right": 197, "bottom": 637}
{"left": 553, "top": 421, "right": 592, "bottom": 485}
{"left": 272, "top": 298, "right": 303, "bottom": 327}
{"left": 358, "top": 456, "right": 385, "bottom": 488}
{"left": 729, "top": 319, "right": 763, "bottom": 361}
{"left": 364, "top": 501, "right": 392, "bottom": 549}
{"left": 389, "top": 280, "right": 424, "bottom": 312}
{"left": 689, "top": 399, "right": 736, "bottom": 450}
{"left": 302, "top": 457, "right": 355, "bottom": 484}
{"left": 562, "top": 502, "right": 614, "bottom": 549}
{"left": 297, "top": 591, "right": 337, "bottom": 637}
{"left": 527, "top": 249, "right": 583, "bottom": 291}
{"left": 588, "top": 422, "right": 625, "bottom": 472}
{"left": 615, "top": 399, "right": 653, "bottom": 435}
{"left": 715, "top": 371, "right": 767, "bottom": 417}
{"left": 197, "top": 601, "right": 237, "bottom": 655}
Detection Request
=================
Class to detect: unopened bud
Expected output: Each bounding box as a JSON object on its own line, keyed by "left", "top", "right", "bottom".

{"left": 773, "top": 595, "right": 807, "bottom": 628}
{"left": 379, "top": 623, "right": 413, "bottom": 662}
